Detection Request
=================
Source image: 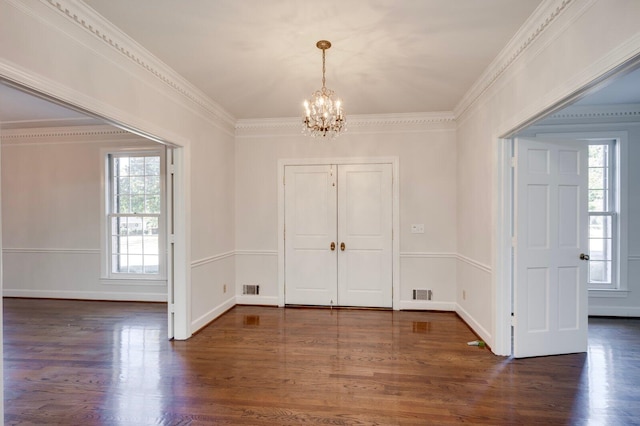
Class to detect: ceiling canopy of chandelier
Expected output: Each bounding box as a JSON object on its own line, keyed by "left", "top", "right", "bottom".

{"left": 302, "top": 40, "right": 346, "bottom": 138}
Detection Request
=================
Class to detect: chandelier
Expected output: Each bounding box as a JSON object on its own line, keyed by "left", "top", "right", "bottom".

{"left": 302, "top": 40, "right": 346, "bottom": 138}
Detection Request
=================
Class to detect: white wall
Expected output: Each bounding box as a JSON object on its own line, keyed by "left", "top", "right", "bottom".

{"left": 455, "top": 0, "right": 640, "bottom": 352}
{"left": 235, "top": 118, "right": 457, "bottom": 309}
{"left": 1, "top": 126, "right": 168, "bottom": 300}
{"left": 189, "top": 121, "right": 236, "bottom": 329}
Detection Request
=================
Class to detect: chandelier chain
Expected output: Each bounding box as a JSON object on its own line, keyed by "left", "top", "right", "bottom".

{"left": 322, "top": 47, "right": 326, "bottom": 90}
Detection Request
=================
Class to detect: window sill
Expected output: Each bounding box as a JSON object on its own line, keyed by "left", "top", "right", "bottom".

{"left": 589, "top": 288, "right": 629, "bottom": 298}
{"left": 101, "top": 277, "right": 167, "bottom": 286}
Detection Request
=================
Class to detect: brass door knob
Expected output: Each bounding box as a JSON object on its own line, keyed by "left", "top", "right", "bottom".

{"left": 340, "top": 242, "right": 345, "bottom": 251}
{"left": 330, "top": 242, "right": 336, "bottom": 251}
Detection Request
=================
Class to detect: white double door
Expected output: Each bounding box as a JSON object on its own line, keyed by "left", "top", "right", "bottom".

{"left": 284, "top": 163, "right": 393, "bottom": 308}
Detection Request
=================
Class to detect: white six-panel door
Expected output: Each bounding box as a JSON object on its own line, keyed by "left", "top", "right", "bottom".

{"left": 338, "top": 164, "right": 393, "bottom": 307}
{"left": 514, "top": 138, "right": 589, "bottom": 358}
{"left": 284, "top": 164, "right": 392, "bottom": 307}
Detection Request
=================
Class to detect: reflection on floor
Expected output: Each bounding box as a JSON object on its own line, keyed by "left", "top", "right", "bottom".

{"left": 3, "top": 298, "right": 639, "bottom": 425}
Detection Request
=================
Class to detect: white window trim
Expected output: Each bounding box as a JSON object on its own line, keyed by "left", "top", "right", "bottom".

{"left": 100, "top": 147, "right": 167, "bottom": 282}
{"left": 587, "top": 140, "right": 617, "bottom": 289}
{"left": 536, "top": 131, "right": 629, "bottom": 294}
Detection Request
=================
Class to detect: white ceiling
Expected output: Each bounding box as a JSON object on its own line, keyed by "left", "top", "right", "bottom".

{"left": 81, "top": 0, "right": 542, "bottom": 119}
{"left": 2, "top": 0, "right": 639, "bottom": 127}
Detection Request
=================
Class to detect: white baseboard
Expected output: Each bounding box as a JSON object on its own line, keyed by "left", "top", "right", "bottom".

{"left": 398, "top": 300, "right": 455, "bottom": 311}
{"left": 589, "top": 305, "right": 640, "bottom": 317}
{"left": 235, "top": 295, "right": 279, "bottom": 306}
{"left": 3, "top": 288, "right": 167, "bottom": 302}
{"left": 191, "top": 296, "right": 236, "bottom": 332}
{"left": 455, "top": 303, "right": 492, "bottom": 344}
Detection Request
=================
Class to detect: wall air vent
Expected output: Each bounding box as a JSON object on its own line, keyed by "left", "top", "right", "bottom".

{"left": 243, "top": 284, "right": 260, "bottom": 295}
{"left": 412, "top": 289, "right": 432, "bottom": 301}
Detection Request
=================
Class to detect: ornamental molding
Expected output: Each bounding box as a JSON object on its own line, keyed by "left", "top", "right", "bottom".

{"left": 543, "top": 103, "right": 640, "bottom": 122}
{"left": 42, "top": 0, "right": 236, "bottom": 130}
{"left": 454, "top": 0, "right": 576, "bottom": 119}
{"left": 236, "top": 112, "right": 456, "bottom": 131}
{"left": 1, "top": 124, "right": 135, "bottom": 141}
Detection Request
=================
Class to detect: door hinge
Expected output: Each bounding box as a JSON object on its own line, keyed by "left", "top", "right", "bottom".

{"left": 511, "top": 236, "right": 517, "bottom": 247}
{"left": 169, "top": 164, "right": 176, "bottom": 175}
{"left": 511, "top": 157, "right": 516, "bottom": 168}
{"left": 169, "top": 234, "right": 175, "bottom": 244}
{"left": 169, "top": 303, "right": 176, "bottom": 313}
{"left": 511, "top": 313, "right": 515, "bottom": 326}
{"left": 283, "top": 174, "right": 285, "bottom": 185}
{"left": 283, "top": 225, "right": 286, "bottom": 240}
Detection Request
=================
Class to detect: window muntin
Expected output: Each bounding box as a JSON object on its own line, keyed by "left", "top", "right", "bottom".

{"left": 588, "top": 141, "right": 616, "bottom": 288}
{"left": 108, "top": 152, "right": 163, "bottom": 276}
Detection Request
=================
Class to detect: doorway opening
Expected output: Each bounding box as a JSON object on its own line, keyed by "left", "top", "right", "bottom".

{"left": 497, "top": 59, "right": 640, "bottom": 357}
{"left": 0, "top": 80, "right": 187, "bottom": 340}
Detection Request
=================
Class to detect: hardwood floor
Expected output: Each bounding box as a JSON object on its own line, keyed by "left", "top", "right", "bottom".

{"left": 3, "top": 299, "right": 640, "bottom": 425}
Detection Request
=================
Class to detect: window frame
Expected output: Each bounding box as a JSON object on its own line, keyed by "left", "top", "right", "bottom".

{"left": 587, "top": 140, "right": 617, "bottom": 289}
{"left": 101, "top": 147, "right": 166, "bottom": 282}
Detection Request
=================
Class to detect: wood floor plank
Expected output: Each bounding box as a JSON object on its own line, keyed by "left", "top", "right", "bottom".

{"left": 4, "top": 298, "right": 640, "bottom": 425}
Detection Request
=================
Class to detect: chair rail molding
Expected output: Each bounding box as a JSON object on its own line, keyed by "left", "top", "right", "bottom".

{"left": 191, "top": 251, "right": 235, "bottom": 269}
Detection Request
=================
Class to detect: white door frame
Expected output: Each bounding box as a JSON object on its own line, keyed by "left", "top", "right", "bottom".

{"left": 278, "top": 157, "right": 400, "bottom": 309}
{"left": 493, "top": 138, "right": 514, "bottom": 356}
{"left": 169, "top": 145, "right": 191, "bottom": 340}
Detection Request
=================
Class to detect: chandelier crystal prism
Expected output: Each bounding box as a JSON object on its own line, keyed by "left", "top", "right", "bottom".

{"left": 302, "top": 40, "right": 346, "bottom": 138}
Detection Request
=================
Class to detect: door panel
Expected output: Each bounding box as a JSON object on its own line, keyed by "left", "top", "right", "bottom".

{"left": 338, "top": 164, "right": 393, "bottom": 307}
{"left": 284, "top": 165, "right": 337, "bottom": 305}
{"left": 514, "top": 138, "right": 588, "bottom": 358}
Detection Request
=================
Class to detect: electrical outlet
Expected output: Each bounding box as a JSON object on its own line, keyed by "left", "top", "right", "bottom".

{"left": 223, "top": 284, "right": 227, "bottom": 293}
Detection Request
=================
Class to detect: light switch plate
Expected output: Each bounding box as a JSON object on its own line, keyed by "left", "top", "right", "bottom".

{"left": 411, "top": 224, "right": 425, "bottom": 234}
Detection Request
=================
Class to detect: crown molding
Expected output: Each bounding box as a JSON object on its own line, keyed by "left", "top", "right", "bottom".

{"left": 1, "top": 124, "right": 138, "bottom": 142}
{"left": 543, "top": 103, "right": 640, "bottom": 122}
{"left": 236, "top": 112, "right": 456, "bottom": 131}
{"left": 41, "top": 0, "right": 236, "bottom": 131}
{"left": 453, "top": 0, "right": 576, "bottom": 119}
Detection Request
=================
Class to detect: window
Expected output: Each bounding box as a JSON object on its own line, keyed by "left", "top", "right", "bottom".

{"left": 106, "top": 151, "right": 164, "bottom": 278}
{"left": 588, "top": 141, "right": 616, "bottom": 288}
